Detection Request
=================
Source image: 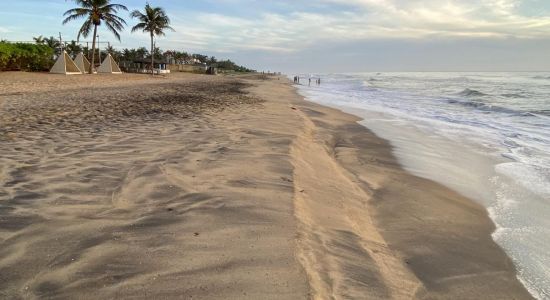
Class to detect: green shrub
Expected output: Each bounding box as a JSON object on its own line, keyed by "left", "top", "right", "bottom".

{"left": 0, "top": 42, "right": 55, "bottom": 71}
{"left": 213, "top": 59, "right": 254, "bottom": 73}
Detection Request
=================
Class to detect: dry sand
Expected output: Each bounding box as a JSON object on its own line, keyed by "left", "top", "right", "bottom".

{"left": 0, "top": 72, "right": 533, "bottom": 299}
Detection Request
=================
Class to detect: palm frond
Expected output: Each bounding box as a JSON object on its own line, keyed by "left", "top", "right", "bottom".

{"left": 63, "top": 8, "right": 90, "bottom": 17}
{"left": 131, "top": 23, "right": 148, "bottom": 33}
{"left": 130, "top": 10, "right": 145, "bottom": 19}
{"left": 102, "top": 3, "right": 128, "bottom": 13}
{"left": 104, "top": 13, "right": 127, "bottom": 26}
{"left": 105, "top": 22, "right": 122, "bottom": 41}
{"left": 62, "top": 9, "right": 90, "bottom": 24}
{"left": 77, "top": 18, "right": 93, "bottom": 40}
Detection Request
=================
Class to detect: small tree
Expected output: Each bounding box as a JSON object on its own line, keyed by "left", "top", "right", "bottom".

{"left": 44, "top": 36, "right": 61, "bottom": 56}
{"left": 192, "top": 54, "right": 208, "bottom": 64}
{"left": 105, "top": 45, "right": 121, "bottom": 61}
{"left": 33, "top": 36, "right": 46, "bottom": 45}
{"left": 135, "top": 47, "right": 149, "bottom": 60}
{"left": 66, "top": 40, "right": 83, "bottom": 57}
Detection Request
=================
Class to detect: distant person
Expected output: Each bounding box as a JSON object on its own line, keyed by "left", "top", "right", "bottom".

{"left": 309, "top": 78, "right": 311, "bottom": 86}
{"left": 318, "top": 78, "right": 321, "bottom": 85}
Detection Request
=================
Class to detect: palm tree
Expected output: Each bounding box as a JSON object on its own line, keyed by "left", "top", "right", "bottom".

{"left": 44, "top": 36, "right": 62, "bottom": 57}
{"left": 62, "top": 0, "right": 127, "bottom": 74}
{"left": 82, "top": 46, "right": 91, "bottom": 58}
{"left": 130, "top": 3, "right": 174, "bottom": 75}
{"left": 105, "top": 44, "right": 115, "bottom": 55}
{"left": 135, "top": 47, "right": 149, "bottom": 60}
{"left": 33, "top": 35, "right": 45, "bottom": 44}
{"left": 153, "top": 46, "right": 163, "bottom": 60}
{"left": 105, "top": 45, "right": 121, "bottom": 61}
{"left": 45, "top": 36, "right": 60, "bottom": 49}
{"left": 66, "top": 40, "right": 83, "bottom": 57}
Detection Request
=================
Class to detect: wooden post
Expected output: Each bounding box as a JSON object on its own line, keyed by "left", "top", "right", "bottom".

{"left": 97, "top": 35, "right": 101, "bottom": 66}
{"left": 58, "top": 32, "right": 63, "bottom": 52}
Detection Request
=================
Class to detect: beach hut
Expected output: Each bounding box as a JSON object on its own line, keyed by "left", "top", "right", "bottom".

{"left": 50, "top": 51, "right": 82, "bottom": 75}
{"left": 97, "top": 53, "right": 122, "bottom": 74}
{"left": 74, "top": 52, "right": 91, "bottom": 74}
{"left": 119, "top": 58, "right": 171, "bottom": 74}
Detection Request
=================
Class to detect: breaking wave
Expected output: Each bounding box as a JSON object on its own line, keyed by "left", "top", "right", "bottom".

{"left": 458, "top": 88, "right": 488, "bottom": 97}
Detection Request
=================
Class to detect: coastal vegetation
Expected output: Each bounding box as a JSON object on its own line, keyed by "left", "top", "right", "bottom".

{"left": 0, "top": 40, "right": 252, "bottom": 73}
{"left": 210, "top": 59, "right": 254, "bottom": 73}
{"left": 0, "top": 42, "right": 54, "bottom": 71}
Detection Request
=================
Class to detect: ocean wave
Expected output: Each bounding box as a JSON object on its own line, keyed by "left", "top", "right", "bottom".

{"left": 446, "top": 98, "right": 540, "bottom": 117}
{"left": 533, "top": 75, "right": 550, "bottom": 80}
{"left": 502, "top": 93, "right": 527, "bottom": 99}
{"left": 458, "top": 88, "right": 488, "bottom": 97}
{"left": 362, "top": 79, "right": 381, "bottom": 88}
{"left": 531, "top": 110, "right": 550, "bottom": 117}
{"left": 447, "top": 99, "right": 486, "bottom": 108}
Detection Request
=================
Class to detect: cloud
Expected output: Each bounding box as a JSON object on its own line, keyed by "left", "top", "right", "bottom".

{"left": 0, "top": 27, "right": 11, "bottom": 33}
{"left": 165, "top": 0, "right": 550, "bottom": 53}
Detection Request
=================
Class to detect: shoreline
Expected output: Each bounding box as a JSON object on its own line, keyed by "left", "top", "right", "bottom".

{"left": 0, "top": 72, "right": 533, "bottom": 298}
{"left": 293, "top": 72, "right": 550, "bottom": 299}
{"left": 283, "top": 81, "right": 533, "bottom": 299}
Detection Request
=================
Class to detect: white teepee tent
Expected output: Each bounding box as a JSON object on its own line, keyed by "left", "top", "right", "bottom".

{"left": 50, "top": 51, "right": 82, "bottom": 75}
{"left": 74, "top": 52, "right": 91, "bottom": 74}
{"left": 97, "top": 53, "right": 122, "bottom": 74}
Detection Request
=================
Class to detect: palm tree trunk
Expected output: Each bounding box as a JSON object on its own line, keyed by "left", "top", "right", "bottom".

{"left": 150, "top": 34, "right": 154, "bottom": 76}
{"left": 89, "top": 25, "right": 98, "bottom": 74}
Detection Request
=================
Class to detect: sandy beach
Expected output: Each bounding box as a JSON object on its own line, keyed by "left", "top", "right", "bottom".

{"left": 0, "top": 72, "right": 533, "bottom": 299}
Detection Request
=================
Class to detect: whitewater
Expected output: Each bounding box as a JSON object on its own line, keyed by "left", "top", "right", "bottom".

{"left": 295, "top": 72, "right": 550, "bottom": 299}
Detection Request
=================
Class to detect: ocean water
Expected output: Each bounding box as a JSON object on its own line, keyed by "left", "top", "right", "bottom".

{"left": 294, "top": 72, "right": 550, "bottom": 299}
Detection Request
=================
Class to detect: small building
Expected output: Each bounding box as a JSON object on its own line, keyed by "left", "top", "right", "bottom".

{"left": 120, "top": 58, "right": 170, "bottom": 74}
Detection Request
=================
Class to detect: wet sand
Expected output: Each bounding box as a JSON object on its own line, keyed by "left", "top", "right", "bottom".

{"left": 0, "top": 72, "right": 532, "bottom": 299}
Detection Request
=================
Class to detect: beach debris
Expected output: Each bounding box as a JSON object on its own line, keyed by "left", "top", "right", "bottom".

{"left": 193, "top": 232, "right": 200, "bottom": 237}
{"left": 217, "top": 146, "right": 229, "bottom": 153}
{"left": 281, "top": 176, "right": 293, "bottom": 183}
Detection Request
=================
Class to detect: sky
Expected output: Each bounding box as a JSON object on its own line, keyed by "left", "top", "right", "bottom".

{"left": 1, "top": 0, "right": 549, "bottom": 72}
